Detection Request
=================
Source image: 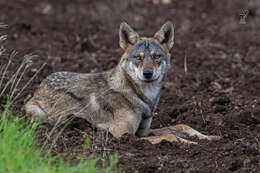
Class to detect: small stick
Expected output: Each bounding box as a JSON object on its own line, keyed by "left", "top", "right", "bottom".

{"left": 0, "top": 23, "right": 8, "bottom": 29}
{"left": 184, "top": 50, "right": 188, "bottom": 73}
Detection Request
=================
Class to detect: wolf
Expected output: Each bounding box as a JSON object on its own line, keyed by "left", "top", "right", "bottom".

{"left": 25, "top": 22, "right": 220, "bottom": 144}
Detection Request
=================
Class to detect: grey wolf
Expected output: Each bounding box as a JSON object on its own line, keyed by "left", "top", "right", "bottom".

{"left": 25, "top": 22, "right": 220, "bottom": 144}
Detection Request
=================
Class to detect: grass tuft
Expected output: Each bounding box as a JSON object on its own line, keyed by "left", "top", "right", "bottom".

{"left": 0, "top": 110, "right": 119, "bottom": 173}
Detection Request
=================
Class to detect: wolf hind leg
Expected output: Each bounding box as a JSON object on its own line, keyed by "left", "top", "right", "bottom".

{"left": 25, "top": 98, "right": 48, "bottom": 123}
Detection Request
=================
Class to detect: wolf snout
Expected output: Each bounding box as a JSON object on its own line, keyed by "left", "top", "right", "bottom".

{"left": 143, "top": 69, "right": 153, "bottom": 79}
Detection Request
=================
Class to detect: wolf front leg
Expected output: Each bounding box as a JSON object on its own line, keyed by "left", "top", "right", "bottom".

{"left": 152, "top": 124, "right": 221, "bottom": 140}
{"left": 136, "top": 116, "right": 198, "bottom": 144}
{"left": 142, "top": 134, "right": 198, "bottom": 145}
{"left": 142, "top": 124, "right": 221, "bottom": 144}
{"left": 135, "top": 116, "right": 153, "bottom": 137}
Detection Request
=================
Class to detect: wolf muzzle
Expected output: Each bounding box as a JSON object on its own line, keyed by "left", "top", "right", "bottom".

{"left": 143, "top": 69, "right": 153, "bottom": 79}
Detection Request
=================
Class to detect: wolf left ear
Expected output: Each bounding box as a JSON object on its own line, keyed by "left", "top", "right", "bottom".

{"left": 119, "top": 22, "right": 140, "bottom": 51}
{"left": 154, "top": 22, "right": 174, "bottom": 51}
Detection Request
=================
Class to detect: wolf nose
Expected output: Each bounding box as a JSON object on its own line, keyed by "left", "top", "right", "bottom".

{"left": 143, "top": 69, "right": 153, "bottom": 79}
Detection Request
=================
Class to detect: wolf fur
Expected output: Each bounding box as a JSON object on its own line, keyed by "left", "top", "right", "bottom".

{"left": 25, "top": 22, "right": 220, "bottom": 144}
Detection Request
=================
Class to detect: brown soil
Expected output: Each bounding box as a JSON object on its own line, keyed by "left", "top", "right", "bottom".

{"left": 0, "top": 0, "right": 259, "bottom": 172}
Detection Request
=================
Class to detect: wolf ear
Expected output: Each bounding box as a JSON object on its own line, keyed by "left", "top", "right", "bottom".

{"left": 119, "top": 22, "right": 140, "bottom": 50}
{"left": 154, "top": 22, "right": 174, "bottom": 51}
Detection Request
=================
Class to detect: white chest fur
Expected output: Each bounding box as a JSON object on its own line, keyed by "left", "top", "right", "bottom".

{"left": 140, "top": 82, "right": 161, "bottom": 102}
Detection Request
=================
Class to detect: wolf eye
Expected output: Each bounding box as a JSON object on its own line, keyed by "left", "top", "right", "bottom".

{"left": 135, "top": 55, "right": 143, "bottom": 60}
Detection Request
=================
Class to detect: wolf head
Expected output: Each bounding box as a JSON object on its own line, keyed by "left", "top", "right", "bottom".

{"left": 119, "top": 22, "right": 174, "bottom": 84}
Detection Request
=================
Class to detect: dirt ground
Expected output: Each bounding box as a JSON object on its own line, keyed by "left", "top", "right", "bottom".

{"left": 0, "top": 0, "right": 260, "bottom": 172}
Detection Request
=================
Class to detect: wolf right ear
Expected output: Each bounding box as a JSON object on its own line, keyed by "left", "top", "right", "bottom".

{"left": 119, "top": 22, "right": 140, "bottom": 51}
{"left": 154, "top": 22, "right": 174, "bottom": 52}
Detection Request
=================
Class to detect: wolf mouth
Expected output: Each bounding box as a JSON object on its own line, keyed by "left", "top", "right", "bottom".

{"left": 138, "top": 76, "right": 160, "bottom": 83}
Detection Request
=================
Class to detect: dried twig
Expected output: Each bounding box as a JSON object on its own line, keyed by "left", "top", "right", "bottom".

{"left": 184, "top": 50, "right": 188, "bottom": 73}
{"left": 0, "top": 23, "right": 8, "bottom": 29}
{"left": 0, "top": 35, "right": 7, "bottom": 44}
